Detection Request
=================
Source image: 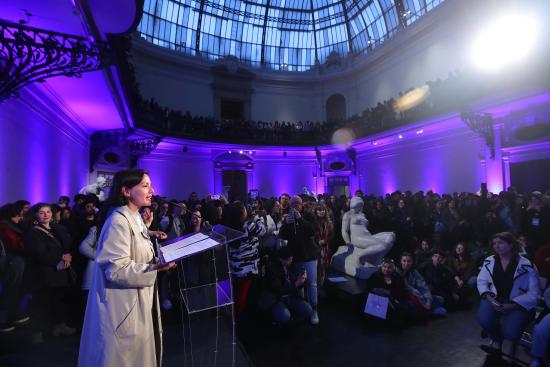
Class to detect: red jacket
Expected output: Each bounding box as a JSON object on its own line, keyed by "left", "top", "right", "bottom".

{"left": 0, "top": 220, "right": 25, "bottom": 254}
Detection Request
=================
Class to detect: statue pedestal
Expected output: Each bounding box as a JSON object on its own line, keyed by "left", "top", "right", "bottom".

{"left": 330, "top": 245, "right": 378, "bottom": 280}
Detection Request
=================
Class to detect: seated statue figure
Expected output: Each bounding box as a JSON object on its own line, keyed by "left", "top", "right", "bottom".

{"left": 79, "top": 176, "right": 107, "bottom": 202}
{"left": 331, "top": 197, "right": 395, "bottom": 279}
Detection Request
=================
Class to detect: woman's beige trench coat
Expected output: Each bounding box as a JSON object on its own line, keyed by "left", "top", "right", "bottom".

{"left": 78, "top": 205, "right": 162, "bottom": 367}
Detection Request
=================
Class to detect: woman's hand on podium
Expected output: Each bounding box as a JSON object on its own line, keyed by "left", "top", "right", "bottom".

{"left": 149, "top": 231, "right": 168, "bottom": 240}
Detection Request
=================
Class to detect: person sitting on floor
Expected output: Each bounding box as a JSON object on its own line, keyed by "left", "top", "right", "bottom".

{"left": 365, "top": 258, "right": 409, "bottom": 327}
{"left": 258, "top": 246, "right": 313, "bottom": 325}
{"left": 530, "top": 286, "right": 550, "bottom": 367}
{"left": 398, "top": 252, "right": 447, "bottom": 318}
{"left": 414, "top": 239, "right": 433, "bottom": 268}
{"left": 448, "top": 242, "right": 477, "bottom": 307}
{"left": 477, "top": 232, "right": 540, "bottom": 356}
{"left": 419, "top": 249, "right": 459, "bottom": 309}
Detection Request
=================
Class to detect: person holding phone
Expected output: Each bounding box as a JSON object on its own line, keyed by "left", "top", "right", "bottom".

{"left": 477, "top": 232, "right": 540, "bottom": 355}
{"left": 279, "top": 196, "right": 320, "bottom": 324}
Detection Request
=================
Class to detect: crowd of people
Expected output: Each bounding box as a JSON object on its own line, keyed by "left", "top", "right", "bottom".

{"left": 133, "top": 71, "right": 463, "bottom": 145}
{"left": 1, "top": 181, "right": 550, "bottom": 365}
{"left": 132, "top": 68, "right": 503, "bottom": 146}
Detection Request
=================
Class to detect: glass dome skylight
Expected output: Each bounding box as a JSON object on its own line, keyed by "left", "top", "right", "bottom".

{"left": 138, "top": 0, "right": 445, "bottom": 72}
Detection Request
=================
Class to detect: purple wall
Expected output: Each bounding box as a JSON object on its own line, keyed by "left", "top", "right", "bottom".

{"left": 0, "top": 99, "right": 89, "bottom": 203}
{"left": 358, "top": 133, "right": 484, "bottom": 196}
{"left": 139, "top": 155, "right": 214, "bottom": 200}
{"left": 253, "top": 160, "right": 317, "bottom": 198}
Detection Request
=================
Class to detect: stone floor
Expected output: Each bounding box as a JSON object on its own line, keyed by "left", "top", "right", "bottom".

{"left": 0, "top": 294, "right": 532, "bottom": 367}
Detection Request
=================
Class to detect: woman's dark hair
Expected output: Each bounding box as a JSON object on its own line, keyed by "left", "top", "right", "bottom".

{"left": 0, "top": 203, "right": 21, "bottom": 221}
{"left": 96, "top": 169, "right": 147, "bottom": 236}
{"left": 50, "top": 204, "right": 62, "bottom": 215}
{"left": 221, "top": 202, "right": 246, "bottom": 231}
{"left": 491, "top": 232, "right": 520, "bottom": 255}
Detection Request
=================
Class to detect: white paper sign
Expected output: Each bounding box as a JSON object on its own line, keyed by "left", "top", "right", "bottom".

{"left": 364, "top": 293, "right": 389, "bottom": 319}
{"left": 160, "top": 233, "right": 219, "bottom": 263}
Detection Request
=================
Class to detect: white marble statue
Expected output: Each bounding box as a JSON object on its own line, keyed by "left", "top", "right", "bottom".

{"left": 79, "top": 176, "right": 108, "bottom": 202}
{"left": 331, "top": 196, "right": 395, "bottom": 279}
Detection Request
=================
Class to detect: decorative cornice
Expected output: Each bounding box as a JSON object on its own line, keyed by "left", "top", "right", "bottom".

{"left": 16, "top": 84, "right": 89, "bottom": 146}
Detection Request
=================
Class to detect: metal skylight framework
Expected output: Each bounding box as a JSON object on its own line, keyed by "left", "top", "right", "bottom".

{"left": 138, "top": 0, "right": 444, "bottom": 71}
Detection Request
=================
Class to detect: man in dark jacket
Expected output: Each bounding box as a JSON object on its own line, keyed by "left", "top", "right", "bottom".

{"left": 260, "top": 247, "right": 312, "bottom": 324}
{"left": 419, "top": 249, "right": 458, "bottom": 309}
{"left": 279, "top": 195, "right": 320, "bottom": 324}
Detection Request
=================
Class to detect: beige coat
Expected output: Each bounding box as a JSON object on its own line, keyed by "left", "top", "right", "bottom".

{"left": 78, "top": 206, "right": 162, "bottom": 367}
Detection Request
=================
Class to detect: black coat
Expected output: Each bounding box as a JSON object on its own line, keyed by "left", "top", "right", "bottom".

{"left": 263, "top": 258, "right": 303, "bottom": 301}
{"left": 279, "top": 217, "right": 319, "bottom": 262}
{"left": 24, "top": 225, "right": 72, "bottom": 289}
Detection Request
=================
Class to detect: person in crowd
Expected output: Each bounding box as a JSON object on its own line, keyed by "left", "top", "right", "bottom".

{"left": 177, "top": 209, "right": 211, "bottom": 288}
{"left": 279, "top": 195, "right": 320, "bottom": 324}
{"left": 161, "top": 201, "right": 190, "bottom": 310}
{"left": 477, "top": 232, "right": 540, "bottom": 355}
{"left": 398, "top": 252, "right": 447, "bottom": 317}
{"left": 167, "top": 201, "right": 190, "bottom": 240}
{"left": 72, "top": 197, "right": 97, "bottom": 288}
{"left": 57, "top": 196, "right": 70, "bottom": 209}
{"left": 140, "top": 206, "right": 158, "bottom": 231}
{"left": 259, "top": 246, "right": 313, "bottom": 324}
{"left": 16, "top": 200, "right": 32, "bottom": 232}
{"left": 202, "top": 199, "right": 223, "bottom": 227}
{"left": 157, "top": 201, "right": 172, "bottom": 233}
{"left": 522, "top": 191, "right": 549, "bottom": 251}
{"left": 71, "top": 194, "right": 86, "bottom": 218}
{"left": 260, "top": 200, "right": 284, "bottom": 254}
{"left": 78, "top": 169, "right": 174, "bottom": 367}
{"left": 222, "top": 202, "right": 266, "bottom": 314}
{"left": 414, "top": 239, "right": 432, "bottom": 267}
{"left": 280, "top": 193, "right": 291, "bottom": 215}
{"left": 448, "top": 242, "right": 477, "bottom": 305}
{"left": 533, "top": 237, "right": 550, "bottom": 290}
{"left": 530, "top": 286, "right": 550, "bottom": 367}
{"left": 79, "top": 226, "right": 97, "bottom": 296}
{"left": 313, "top": 203, "right": 334, "bottom": 289}
{"left": 24, "top": 203, "right": 76, "bottom": 344}
{"left": 365, "top": 258, "right": 409, "bottom": 327}
{"left": 419, "top": 249, "right": 459, "bottom": 309}
{"left": 0, "top": 204, "right": 29, "bottom": 331}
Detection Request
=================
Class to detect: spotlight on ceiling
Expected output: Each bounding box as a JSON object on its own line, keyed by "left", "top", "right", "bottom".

{"left": 239, "top": 150, "right": 243, "bottom": 154}
{"left": 416, "top": 129, "right": 423, "bottom": 135}
{"left": 398, "top": 134, "right": 403, "bottom": 139}
{"left": 471, "top": 13, "right": 538, "bottom": 72}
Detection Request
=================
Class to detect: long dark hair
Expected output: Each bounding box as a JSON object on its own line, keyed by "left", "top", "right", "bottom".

{"left": 96, "top": 169, "right": 148, "bottom": 236}
{"left": 221, "top": 202, "right": 246, "bottom": 231}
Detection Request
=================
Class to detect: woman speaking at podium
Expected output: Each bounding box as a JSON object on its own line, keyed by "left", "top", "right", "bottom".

{"left": 78, "top": 169, "right": 175, "bottom": 367}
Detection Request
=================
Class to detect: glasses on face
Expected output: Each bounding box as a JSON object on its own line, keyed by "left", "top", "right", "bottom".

{"left": 192, "top": 214, "right": 202, "bottom": 219}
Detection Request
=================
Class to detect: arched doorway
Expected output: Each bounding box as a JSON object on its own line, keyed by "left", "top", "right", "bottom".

{"left": 213, "top": 152, "right": 254, "bottom": 202}
{"left": 326, "top": 94, "right": 346, "bottom": 122}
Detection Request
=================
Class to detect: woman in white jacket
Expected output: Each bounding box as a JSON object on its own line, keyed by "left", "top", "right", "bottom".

{"left": 78, "top": 169, "right": 175, "bottom": 367}
{"left": 477, "top": 232, "right": 540, "bottom": 355}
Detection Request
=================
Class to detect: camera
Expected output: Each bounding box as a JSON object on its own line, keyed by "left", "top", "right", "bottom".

{"left": 211, "top": 194, "right": 220, "bottom": 200}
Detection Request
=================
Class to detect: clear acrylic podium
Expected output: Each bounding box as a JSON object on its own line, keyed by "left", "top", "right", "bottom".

{"left": 159, "top": 225, "right": 246, "bottom": 367}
